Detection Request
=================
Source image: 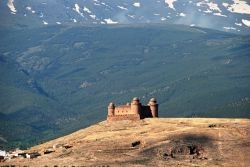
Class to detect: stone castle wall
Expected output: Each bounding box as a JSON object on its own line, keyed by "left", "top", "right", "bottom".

{"left": 107, "top": 114, "right": 140, "bottom": 121}
{"left": 107, "top": 97, "right": 158, "bottom": 122}
{"left": 114, "top": 105, "right": 133, "bottom": 115}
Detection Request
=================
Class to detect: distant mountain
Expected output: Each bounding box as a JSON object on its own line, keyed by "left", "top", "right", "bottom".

{"left": 0, "top": 24, "right": 250, "bottom": 150}
{"left": 0, "top": 0, "right": 250, "bottom": 34}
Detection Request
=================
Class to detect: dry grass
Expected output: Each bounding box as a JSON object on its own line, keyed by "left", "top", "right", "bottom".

{"left": 1, "top": 118, "right": 250, "bottom": 167}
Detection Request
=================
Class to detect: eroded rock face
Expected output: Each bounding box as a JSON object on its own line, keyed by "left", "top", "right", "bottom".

{"left": 154, "top": 142, "right": 207, "bottom": 161}
{"left": 141, "top": 133, "right": 213, "bottom": 163}
{"left": 164, "top": 143, "right": 206, "bottom": 159}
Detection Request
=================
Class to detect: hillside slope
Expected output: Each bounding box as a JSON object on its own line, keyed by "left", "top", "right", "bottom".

{"left": 1, "top": 118, "right": 250, "bottom": 166}
{"left": 0, "top": 24, "right": 250, "bottom": 150}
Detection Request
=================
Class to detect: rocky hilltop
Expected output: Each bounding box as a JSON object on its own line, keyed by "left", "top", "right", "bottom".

{"left": 1, "top": 118, "right": 249, "bottom": 166}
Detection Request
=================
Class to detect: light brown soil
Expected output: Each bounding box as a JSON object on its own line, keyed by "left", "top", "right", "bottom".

{"left": 1, "top": 118, "right": 250, "bottom": 167}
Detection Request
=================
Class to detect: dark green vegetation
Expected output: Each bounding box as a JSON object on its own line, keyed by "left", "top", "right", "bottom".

{"left": 0, "top": 24, "right": 249, "bottom": 150}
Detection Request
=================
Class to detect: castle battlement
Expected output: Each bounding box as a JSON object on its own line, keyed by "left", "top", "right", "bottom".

{"left": 107, "top": 97, "right": 158, "bottom": 122}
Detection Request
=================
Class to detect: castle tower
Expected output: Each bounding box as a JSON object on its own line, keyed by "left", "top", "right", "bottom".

{"left": 131, "top": 97, "right": 141, "bottom": 115}
{"left": 108, "top": 102, "right": 115, "bottom": 116}
{"left": 149, "top": 98, "right": 158, "bottom": 117}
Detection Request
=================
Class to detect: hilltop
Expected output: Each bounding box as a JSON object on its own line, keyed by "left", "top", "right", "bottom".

{"left": 1, "top": 118, "right": 249, "bottom": 166}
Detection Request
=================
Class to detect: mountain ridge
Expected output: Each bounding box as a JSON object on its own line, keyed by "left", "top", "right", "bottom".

{"left": 0, "top": 0, "right": 250, "bottom": 34}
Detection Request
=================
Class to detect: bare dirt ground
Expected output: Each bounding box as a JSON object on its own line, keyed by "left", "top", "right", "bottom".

{"left": 1, "top": 118, "right": 250, "bottom": 167}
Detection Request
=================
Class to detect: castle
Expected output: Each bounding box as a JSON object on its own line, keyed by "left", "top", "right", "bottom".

{"left": 107, "top": 97, "right": 158, "bottom": 122}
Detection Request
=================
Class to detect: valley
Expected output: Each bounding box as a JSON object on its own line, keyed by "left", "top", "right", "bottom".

{"left": 0, "top": 24, "right": 250, "bottom": 150}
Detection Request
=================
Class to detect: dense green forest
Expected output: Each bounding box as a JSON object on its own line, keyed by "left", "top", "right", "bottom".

{"left": 0, "top": 24, "right": 249, "bottom": 150}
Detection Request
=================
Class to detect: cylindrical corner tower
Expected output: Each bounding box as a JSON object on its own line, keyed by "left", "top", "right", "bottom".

{"left": 149, "top": 98, "right": 158, "bottom": 117}
{"left": 131, "top": 97, "right": 141, "bottom": 115}
{"left": 108, "top": 102, "right": 115, "bottom": 116}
